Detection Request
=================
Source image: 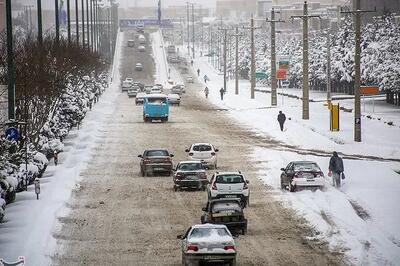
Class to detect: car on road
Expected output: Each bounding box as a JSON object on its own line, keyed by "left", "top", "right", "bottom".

{"left": 143, "top": 94, "right": 169, "bottom": 122}
{"left": 170, "top": 84, "right": 185, "bottom": 95}
{"left": 185, "top": 143, "right": 218, "bottom": 169}
{"left": 208, "top": 171, "right": 250, "bottom": 207}
{"left": 177, "top": 224, "right": 237, "bottom": 266}
{"left": 135, "top": 63, "right": 143, "bottom": 71}
{"left": 121, "top": 78, "right": 133, "bottom": 91}
{"left": 167, "top": 93, "right": 181, "bottom": 105}
{"left": 144, "top": 85, "right": 153, "bottom": 94}
{"left": 150, "top": 86, "right": 163, "bottom": 94}
{"left": 201, "top": 198, "right": 248, "bottom": 235}
{"left": 138, "top": 35, "right": 146, "bottom": 44}
{"left": 173, "top": 161, "right": 208, "bottom": 191}
{"left": 127, "top": 86, "right": 140, "bottom": 98}
{"left": 186, "top": 76, "right": 194, "bottom": 83}
{"left": 135, "top": 92, "right": 147, "bottom": 105}
{"left": 138, "top": 149, "right": 174, "bottom": 176}
{"left": 127, "top": 39, "right": 135, "bottom": 47}
{"left": 138, "top": 45, "right": 146, "bottom": 52}
{"left": 132, "top": 82, "right": 144, "bottom": 91}
{"left": 280, "top": 161, "right": 325, "bottom": 192}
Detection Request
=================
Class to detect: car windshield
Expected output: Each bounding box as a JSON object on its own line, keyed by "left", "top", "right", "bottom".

{"left": 189, "top": 228, "right": 230, "bottom": 240}
{"left": 148, "top": 98, "right": 167, "bottom": 104}
{"left": 215, "top": 174, "right": 244, "bottom": 184}
{"left": 192, "top": 145, "right": 212, "bottom": 152}
{"left": 144, "top": 150, "right": 169, "bottom": 157}
{"left": 293, "top": 162, "right": 321, "bottom": 172}
{"left": 178, "top": 163, "right": 203, "bottom": 171}
{"left": 212, "top": 202, "right": 241, "bottom": 213}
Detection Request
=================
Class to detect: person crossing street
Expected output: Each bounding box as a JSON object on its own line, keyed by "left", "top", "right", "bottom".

{"left": 277, "top": 111, "right": 286, "bottom": 131}
{"left": 329, "top": 151, "right": 345, "bottom": 187}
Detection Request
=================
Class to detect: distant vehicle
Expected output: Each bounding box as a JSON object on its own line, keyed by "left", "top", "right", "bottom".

{"left": 176, "top": 83, "right": 186, "bottom": 93}
{"left": 280, "top": 161, "right": 325, "bottom": 192}
{"left": 127, "top": 86, "right": 140, "bottom": 98}
{"left": 167, "top": 45, "right": 176, "bottom": 54}
{"left": 150, "top": 86, "right": 162, "bottom": 94}
{"left": 201, "top": 198, "right": 248, "bottom": 235}
{"left": 138, "top": 45, "right": 146, "bottom": 52}
{"left": 144, "top": 85, "right": 153, "bottom": 94}
{"left": 173, "top": 161, "right": 208, "bottom": 191}
{"left": 185, "top": 143, "right": 218, "bottom": 169}
{"left": 143, "top": 94, "right": 169, "bottom": 122}
{"left": 135, "top": 92, "right": 147, "bottom": 105}
{"left": 170, "top": 85, "right": 185, "bottom": 95}
{"left": 127, "top": 39, "right": 135, "bottom": 47}
{"left": 138, "top": 149, "right": 174, "bottom": 176}
{"left": 177, "top": 224, "right": 237, "bottom": 266}
{"left": 167, "top": 93, "right": 181, "bottom": 105}
{"left": 138, "top": 34, "right": 146, "bottom": 44}
{"left": 121, "top": 78, "right": 133, "bottom": 91}
{"left": 186, "top": 76, "right": 194, "bottom": 83}
{"left": 154, "top": 83, "right": 163, "bottom": 90}
{"left": 135, "top": 63, "right": 143, "bottom": 71}
{"left": 132, "top": 82, "right": 144, "bottom": 91}
{"left": 208, "top": 171, "right": 250, "bottom": 208}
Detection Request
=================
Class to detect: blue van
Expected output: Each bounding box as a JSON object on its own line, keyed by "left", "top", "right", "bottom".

{"left": 143, "top": 94, "right": 170, "bottom": 122}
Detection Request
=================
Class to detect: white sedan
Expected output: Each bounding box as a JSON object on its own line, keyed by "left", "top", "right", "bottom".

{"left": 167, "top": 93, "right": 181, "bottom": 105}
{"left": 185, "top": 143, "right": 218, "bottom": 169}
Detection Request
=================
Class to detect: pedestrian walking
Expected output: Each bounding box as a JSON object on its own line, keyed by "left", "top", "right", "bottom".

{"left": 197, "top": 68, "right": 200, "bottom": 77}
{"left": 219, "top": 87, "right": 225, "bottom": 100}
{"left": 203, "top": 74, "right": 208, "bottom": 83}
{"left": 277, "top": 111, "right": 286, "bottom": 131}
{"left": 204, "top": 87, "right": 209, "bottom": 98}
{"left": 328, "top": 151, "right": 345, "bottom": 187}
{"left": 190, "top": 60, "right": 193, "bottom": 66}
{"left": 54, "top": 150, "right": 59, "bottom": 166}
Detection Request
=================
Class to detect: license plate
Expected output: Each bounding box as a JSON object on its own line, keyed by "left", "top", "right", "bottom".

{"left": 187, "top": 175, "right": 198, "bottom": 180}
{"left": 224, "top": 195, "right": 236, "bottom": 198}
{"left": 204, "top": 255, "right": 225, "bottom": 260}
{"left": 306, "top": 179, "right": 314, "bottom": 182}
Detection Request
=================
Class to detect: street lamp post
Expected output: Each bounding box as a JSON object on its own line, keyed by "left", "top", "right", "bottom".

{"left": 6, "top": 0, "right": 15, "bottom": 120}
{"left": 55, "top": 0, "right": 60, "bottom": 45}
{"left": 37, "top": 0, "right": 43, "bottom": 45}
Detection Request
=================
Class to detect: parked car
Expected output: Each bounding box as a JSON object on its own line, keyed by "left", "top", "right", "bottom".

{"left": 173, "top": 161, "right": 208, "bottom": 191}
{"left": 135, "top": 63, "right": 143, "bottom": 71}
{"left": 177, "top": 224, "right": 237, "bottom": 266}
{"left": 135, "top": 92, "right": 147, "bottom": 105}
{"left": 185, "top": 143, "right": 218, "bottom": 169}
{"left": 121, "top": 78, "right": 133, "bottom": 91}
{"left": 186, "top": 76, "right": 194, "bottom": 83}
{"left": 201, "top": 198, "right": 248, "bottom": 235}
{"left": 138, "top": 45, "right": 146, "bottom": 52}
{"left": 280, "top": 161, "right": 325, "bottom": 192}
{"left": 133, "top": 82, "right": 144, "bottom": 91}
{"left": 167, "top": 93, "right": 181, "bottom": 105}
{"left": 138, "top": 149, "right": 174, "bottom": 176}
{"left": 127, "top": 39, "right": 135, "bottom": 47}
{"left": 127, "top": 86, "right": 140, "bottom": 98}
{"left": 150, "top": 86, "right": 162, "bottom": 94}
{"left": 144, "top": 85, "right": 153, "bottom": 94}
{"left": 143, "top": 94, "right": 169, "bottom": 122}
{"left": 207, "top": 171, "right": 250, "bottom": 207}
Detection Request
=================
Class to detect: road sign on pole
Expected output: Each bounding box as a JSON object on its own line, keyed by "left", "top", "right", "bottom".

{"left": 5, "top": 127, "right": 19, "bottom": 141}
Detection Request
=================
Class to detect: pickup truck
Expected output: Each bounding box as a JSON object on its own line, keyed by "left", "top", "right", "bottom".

{"left": 143, "top": 94, "right": 169, "bottom": 122}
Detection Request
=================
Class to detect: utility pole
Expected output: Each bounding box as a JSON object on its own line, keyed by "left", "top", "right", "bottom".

{"left": 55, "top": 0, "right": 60, "bottom": 44}
{"left": 186, "top": 2, "right": 190, "bottom": 55}
{"left": 75, "top": 0, "right": 79, "bottom": 44}
{"left": 191, "top": 3, "right": 195, "bottom": 58}
{"left": 37, "top": 0, "right": 43, "bottom": 45}
{"left": 90, "top": 0, "right": 93, "bottom": 51}
{"left": 218, "top": 27, "right": 231, "bottom": 93}
{"left": 6, "top": 0, "right": 14, "bottom": 119}
{"left": 291, "top": 1, "right": 320, "bottom": 120}
{"left": 243, "top": 15, "right": 261, "bottom": 99}
{"left": 86, "top": 0, "right": 90, "bottom": 49}
{"left": 266, "top": 8, "right": 285, "bottom": 106}
{"left": 231, "top": 26, "right": 242, "bottom": 95}
{"left": 326, "top": 24, "right": 331, "bottom": 101}
{"left": 67, "top": 0, "right": 71, "bottom": 43}
{"left": 341, "top": 0, "right": 375, "bottom": 142}
{"left": 81, "top": 0, "right": 85, "bottom": 47}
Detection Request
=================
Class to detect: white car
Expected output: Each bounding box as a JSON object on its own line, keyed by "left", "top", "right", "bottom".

{"left": 208, "top": 171, "right": 250, "bottom": 207}
{"left": 135, "top": 63, "right": 143, "bottom": 71}
{"left": 150, "top": 86, "right": 162, "bottom": 94}
{"left": 167, "top": 93, "right": 181, "bottom": 105}
{"left": 138, "top": 45, "right": 146, "bottom": 52}
{"left": 185, "top": 143, "right": 218, "bottom": 169}
{"left": 186, "top": 76, "right": 194, "bottom": 83}
{"left": 171, "top": 84, "right": 185, "bottom": 95}
{"left": 121, "top": 78, "right": 133, "bottom": 91}
{"left": 135, "top": 92, "right": 147, "bottom": 105}
{"left": 178, "top": 224, "right": 237, "bottom": 266}
{"left": 280, "top": 161, "right": 325, "bottom": 192}
{"left": 127, "top": 86, "right": 140, "bottom": 98}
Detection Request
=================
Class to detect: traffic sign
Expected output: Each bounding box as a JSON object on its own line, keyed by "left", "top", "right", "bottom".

{"left": 5, "top": 127, "right": 19, "bottom": 141}
{"left": 276, "top": 69, "right": 287, "bottom": 80}
{"left": 255, "top": 72, "right": 268, "bottom": 79}
{"left": 360, "top": 86, "right": 379, "bottom": 95}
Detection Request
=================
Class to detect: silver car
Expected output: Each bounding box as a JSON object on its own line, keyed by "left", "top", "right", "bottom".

{"left": 178, "top": 224, "right": 237, "bottom": 266}
{"left": 167, "top": 93, "right": 181, "bottom": 105}
{"left": 127, "top": 86, "right": 140, "bottom": 98}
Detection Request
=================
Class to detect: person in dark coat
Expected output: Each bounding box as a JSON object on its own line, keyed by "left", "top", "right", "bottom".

{"left": 197, "top": 68, "right": 200, "bottom": 76}
{"left": 219, "top": 87, "right": 225, "bottom": 100}
{"left": 277, "top": 111, "right": 286, "bottom": 131}
{"left": 329, "top": 151, "right": 344, "bottom": 187}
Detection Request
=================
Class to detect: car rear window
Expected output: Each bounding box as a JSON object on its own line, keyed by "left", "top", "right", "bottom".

{"left": 189, "top": 228, "right": 230, "bottom": 239}
{"left": 293, "top": 162, "right": 321, "bottom": 172}
{"left": 178, "top": 163, "right": 203, "bottom": 171}
{"left": 215, "top": 174, "right": 244, "bottom": 184}
{"left": 212, "top": 202, "right": 241, "bottom": 213}
{"left": 145, "top": 150, "right": 169, "bottom": 157}
{"left": 148, "top": 98, "right": 167, "bottom": 104}
{"left": 192, "top": 145, "right": 212, "bottom": 152}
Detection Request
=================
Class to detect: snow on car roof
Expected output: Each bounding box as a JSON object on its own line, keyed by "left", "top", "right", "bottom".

{"left": 192, "top": 143, "right": 212, "bottom": 146}
{"left": 145, "top": 93, "right": 168, "bottom": 98}
{"left": 178, "top": 160, "right": 203, "bottom": 164}
{"left": 192, "top": 223, "right": 228, "bottom": 229}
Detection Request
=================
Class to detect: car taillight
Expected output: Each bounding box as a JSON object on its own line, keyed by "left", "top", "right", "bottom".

{"left": 294, "top": 172, "right": 302, "bottom": 178}
{"left": 188, "top": 152, "right": 193, "bottom": 156}
{"left": 212, "top": 182, "right": 217, "bottom": 190}
{"left": 211, "top": 152, "right": 216, "bottom": 156}
{"left": 224, "top": 245, "right": 235, "bottom": 251}
{"left": 187, "top": 245, "right": 198, "bottom": 252}
{"left": 317, "top": 171, "right": 324, "bottom": 177}
{"left": 143, "top": 158, "right": 151, "bottom": 163}
{"left": 176, "top": 173, "right": 184, "bottom": 179}
{"left": 199, "top": 173, "right": 207, "bottom": 179}
{"left": 164, "top": 157, "right": 172, "bottom": 162}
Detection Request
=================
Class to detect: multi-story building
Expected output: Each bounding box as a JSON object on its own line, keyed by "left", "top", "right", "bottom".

{"left": 216, "top": 0, "right": 258, "bottom": 18}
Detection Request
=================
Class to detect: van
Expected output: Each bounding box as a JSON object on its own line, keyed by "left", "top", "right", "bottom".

{"left": 143, "top": 94, "right": 169, "bottom": 122}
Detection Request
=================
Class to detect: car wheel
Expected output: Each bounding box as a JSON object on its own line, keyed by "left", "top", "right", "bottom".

{"left": 201, "top": 185, "right": 206, "bottom": 191}
{"left": 174, "top": 185, "right": 178, "bottom": 192}
{"left": 280, "top": 179, "right": 286, "bottom": 189}
{"left": 246, "top": 196, "right": 250, "bottom": 207}
{"left": 229, "top": 258, "right": 237, "bottom": 266}
{"left": 242, "top": 226, "right": 247, "bottom": 235}
{"left": 289, "top": 180, "right": 296, "bottom": 192}
{"left": 143, "top": 167, "right": 148, "bottom": 177}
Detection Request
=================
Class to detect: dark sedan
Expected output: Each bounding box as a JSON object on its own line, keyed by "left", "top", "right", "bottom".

{"left": 173, "top": 161, "right": 208, "bottom": 191}
{"left": 138, "top": 149, "right": 174, "bottom": 177}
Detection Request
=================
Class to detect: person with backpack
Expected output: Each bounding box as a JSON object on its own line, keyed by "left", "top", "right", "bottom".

{"left": 219, "top": 87, "right": 225, "bottom": 100}
{"left": 277, "top": 111, "right": 286, "bottom": 131}
{"left": 329, "top": 151, "right": 344, "bottom": 187}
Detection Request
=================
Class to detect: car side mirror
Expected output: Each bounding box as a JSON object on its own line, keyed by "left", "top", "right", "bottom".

{"left": 215, "top": 149, "right": 219, "bottom": 152}
{"left": 176, "top": 234, "right": 183, "bottom": 239}
{"left": 280, "top": 168, "right": 285, "bottom": 171}
{"left": 201, "top": 207, "right": 207, "bottom": 211}
{"left": 170, "top": 154, "right": 174, "bottom": 157}
{"left": 246, "top": 180, "right": 250, "bottom": 184}
{"left": 138, "top": 155, "right": 143, "bottom": 158}
{"left": 185, "top": 149, "right": 189, "bottom": 152}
